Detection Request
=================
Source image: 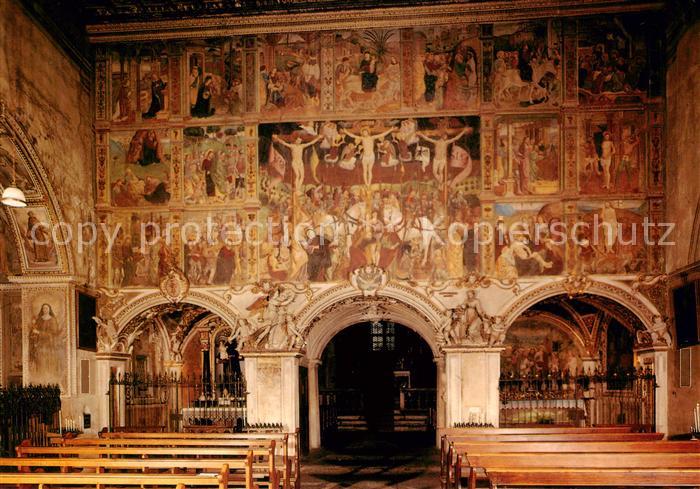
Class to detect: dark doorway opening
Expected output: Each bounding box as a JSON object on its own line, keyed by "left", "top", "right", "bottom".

{"left": 319, "top": 322, "right": 436, "bottom": 449}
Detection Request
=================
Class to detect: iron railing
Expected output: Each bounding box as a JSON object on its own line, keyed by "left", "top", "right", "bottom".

{"left": 498, "top": 368, "right": 656, "bottom": 429}
{"left": 108, "top": 373, "right": 247, "bottom": 432}
{"left": 0, "top": 384, "right": 61, "bottom": 456}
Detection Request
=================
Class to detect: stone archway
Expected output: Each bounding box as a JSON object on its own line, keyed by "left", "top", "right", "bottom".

{"left": 495, "top": 278, "right": 670, "bottom": 433}
{"left": 297, "top": 286, "right": 445, "bottom": 449}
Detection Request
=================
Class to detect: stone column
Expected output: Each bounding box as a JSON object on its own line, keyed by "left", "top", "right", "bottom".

{"left": 243, "top": 351, "right": 302, "bottom": 435}
{"left": 636, "top": 346, "right": 669, "bottom": 436}
{"left": 94, "top": 352, "right": 130, "bottom": 431}
{"left": 307, "top": 359, "right": 321, "bottom": 450}
{"left": 444, "top": 346, "right": 503, "bottom": 427}
{"left": 435, "top": 355, "right": 446, "bottom": 445}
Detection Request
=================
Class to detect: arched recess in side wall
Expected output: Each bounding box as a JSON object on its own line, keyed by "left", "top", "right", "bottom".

{"left": 0, "top": 101, "right": 74, "bottom": 276}
{"left": 499, "top": 278, "right": 663, "bottom": 334}
{"left": 498, "top": 277, "right": 670, "bottom": 433}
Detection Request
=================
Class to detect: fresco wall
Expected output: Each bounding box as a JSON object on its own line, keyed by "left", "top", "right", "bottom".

{"left": 93, "top": 15, "right": 665, "bottom": 289}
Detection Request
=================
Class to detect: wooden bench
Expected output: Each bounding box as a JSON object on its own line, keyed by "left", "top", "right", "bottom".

{"left": 0, "top": 463, "right": 232, "bottom": 489}
{"left": 0, "top": 455, "right": 260, "bottom": 488}
{"left": 98, "top": 430, "right": 300, "bottom": 489}
{"left": 438, "top": 425, "right": 638, "bottom": 482}
{"left": 441, "top": 430, "right": 664, "bottom": 486}
{"left": 484, "top": 467, "right": 700, "bottom": 488}
{"left": 449, "top": 440, "right": 700, "bottom": 489}
{"left": 15, "top": 445, "right": 278, "bottom": 489}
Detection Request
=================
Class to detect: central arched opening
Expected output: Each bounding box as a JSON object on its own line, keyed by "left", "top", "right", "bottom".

{"left": 318, "top": 321, "right": 436, "bottom": 449}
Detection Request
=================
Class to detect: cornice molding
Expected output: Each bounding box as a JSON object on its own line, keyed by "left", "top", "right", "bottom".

{"left": 85, "top": 0, "right": 664, "bottom": 43}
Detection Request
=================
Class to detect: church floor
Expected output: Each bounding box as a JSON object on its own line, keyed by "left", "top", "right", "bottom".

{"left": 300, "top": 433, "right": 439, "bottom": 489}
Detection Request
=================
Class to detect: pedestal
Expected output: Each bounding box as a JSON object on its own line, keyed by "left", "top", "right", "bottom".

{"left": 243, "top": 351, "right": 302, "bottom": 433}
{"left": 95, "top": 352, "right": 130, "bottom": 431}
{"left": 636, "top": 346, "right": 669, "bottom": 436}
{"left": 444, "top": 346, "right": 503, "bottom": 427}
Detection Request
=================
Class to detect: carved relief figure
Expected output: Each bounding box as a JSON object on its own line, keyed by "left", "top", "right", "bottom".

{"left": 110, "top": 130, "right": 171, "bottom": 206}
{"left": 334, "top": 29, "right": 400, "bottom": 113}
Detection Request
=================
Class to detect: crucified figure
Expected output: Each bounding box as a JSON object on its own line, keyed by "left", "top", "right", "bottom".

{"left": 273, "top": 134, "right": 322, "bottom": 193}
{"left": 417, "top": 127, "right": 469, "bottom": 182}
{"left": 341, "top": 126, "right": 397, "bottom": 186}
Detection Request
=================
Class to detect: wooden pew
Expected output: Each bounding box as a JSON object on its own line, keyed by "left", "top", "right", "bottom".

{"left": 0, "top": 462, "right": 232, "bottom": 489}
{"left": 467, "top": 452, "right": 700, "bottom": 489}
{"left": 98, "top": 430, "right": 301, "bottom": 489}
{"left": 450, "top": 441, "right": 700, "bottom": 489}
{"left": 15, "top": 444, "right": 278, "bottom": 489}
{"left": 63, "top": 436, "right": 292, "bottom": 489}
{"left": 438, "top": 425, "right": 637, "bottom": 482}
{"left": 0, "top": 455, "right": 260, "bottom": 488}
{"left": 441, "top": 430, "right": 664, "bottom": 487}
{"left": 484, "top": 467, "right": 700, "bottom": 487}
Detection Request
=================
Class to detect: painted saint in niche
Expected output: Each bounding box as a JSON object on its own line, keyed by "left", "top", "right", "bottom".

{"left": 13, "top": 207, "right": 58, "bottom": 269}
{"left": 29, "top": 302, "right": 66, "bottom": 390}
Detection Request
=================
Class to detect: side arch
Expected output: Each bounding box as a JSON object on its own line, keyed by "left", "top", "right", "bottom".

{"left": 498, "top": 278, "right": 662, "bottom": 334}
{"left": 0, "top": 101, "right": 74, "bottom": 275}
{"left": 112, "top": 290, "right": 241, "bottom": 339}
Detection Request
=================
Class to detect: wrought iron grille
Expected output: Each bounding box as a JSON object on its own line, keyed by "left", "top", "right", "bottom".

{"left": 108, "top": 373, "right": 247, "bottom": 432}
{"left": 498, "top": 368, "right": 656, "bottom": 429}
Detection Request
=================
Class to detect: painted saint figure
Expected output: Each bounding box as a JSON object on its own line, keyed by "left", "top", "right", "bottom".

{"left": 600, "top": 131, "right": 616, "bottom": 190}
{"left": 142, "top": 73, "right": 167, "bottom": 119}
{"left": 29, "top": 303, "right": 64, "bottom": 387}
